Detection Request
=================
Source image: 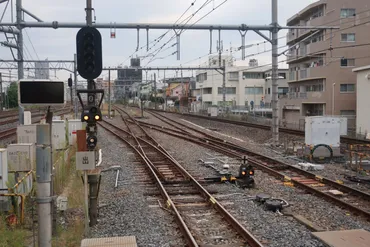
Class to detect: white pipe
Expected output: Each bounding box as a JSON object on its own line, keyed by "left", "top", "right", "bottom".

{"left": 115, "top": 170, "right": 120, "bottom": 188}
{"left": 96, "top": 149, "right": 102, "bottom": 167}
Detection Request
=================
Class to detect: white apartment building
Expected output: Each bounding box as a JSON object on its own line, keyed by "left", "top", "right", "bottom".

{"left": 194, "top": 57, "right": 288, "bottom": 110}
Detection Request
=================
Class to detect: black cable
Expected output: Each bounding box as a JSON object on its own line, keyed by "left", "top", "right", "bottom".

{"left": 311, "top": 144, "right": 333, "bottom": 164}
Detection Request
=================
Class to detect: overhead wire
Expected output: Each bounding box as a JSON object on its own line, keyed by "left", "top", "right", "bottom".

{"left": 145, "top": 0, "right": 228, "bottom": 66}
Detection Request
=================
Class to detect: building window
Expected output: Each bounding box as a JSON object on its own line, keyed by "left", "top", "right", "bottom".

{"left": 340, "top": 84, "right": 355, "bottom": 93}
{"left": 340, "top": 58, "right": 355, "bottom": 67}
{"left": 203, "top": 88, "right": 212, "bottom": 94}
{"left": 340, "top": 110, "right": 356, "bottom": 116}
{"left": 341, "top": 33, "right": 355, "bottom": 42}
{"left": 245, "top": 87, "right": 263, "bottom": 95}
{"left": 340, "top": 9, "right": 356, "bottom": 18}
{"left": 278, "top": 73, "right": 286, "bottom": 79}
{"left": 278, "top": 87, "right": 289, "bottom": 96}
{"left": 218, "top": 87, "right": 236, "bottom": 94}
{"left": 242, "top": 72, "right": 264, "bottom": 79}
{"left": 228, "top": 72, "right": 239, "bottom": 80}
{"left": 306, "top": 84, "right": 323, "bottom": 92}
{"left": 196, "top": 72, "right": 207, "bottom": 82}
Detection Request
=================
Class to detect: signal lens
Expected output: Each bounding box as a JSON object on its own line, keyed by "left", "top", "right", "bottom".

{"left": 83, "top": 115, "right": 89, "bottom": 121}
{"left": 95, "top": 115, "right": 100, "bottom": 120}
{"left": 249, "top": 171, "right": 254, "bottom": 175}
{"left": 242, "top": 171, "right": 246, "bottom": 175}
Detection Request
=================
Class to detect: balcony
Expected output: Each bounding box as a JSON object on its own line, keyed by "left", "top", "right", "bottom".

{"left": 289, "top": 92, "right": 308, "bottom": 99}
{"left": 289, "top": 71, "right": 297, "bottom": 81}
{"left": 287, "top": 30, "right": 298, "bottom": 44}
{"left": 300, "top": 69, "right": 310, "bottom": 79}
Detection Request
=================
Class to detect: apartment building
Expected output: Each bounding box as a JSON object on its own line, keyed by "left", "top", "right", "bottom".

{"left": 280, "top": 0, "right": 370, "bottom": 127}
{"left": 194, "top": 56, "right": 288, "bottom": 110}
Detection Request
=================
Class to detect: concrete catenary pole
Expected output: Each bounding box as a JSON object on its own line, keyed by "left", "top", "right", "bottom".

{"left": 108, "top": 68, "right": 111, "bottom": 118}
{"left": 74, "top": 54, "right": 78, "bottom": 118}
{"left": 271, "top": 0, "right": 279, "bottom": 146}
{"left": 154, "top": 72, "right": 157, "bottom": 110}
{"left": 36, "top": 125, "right": 52, "bottom": 247}
{"left": 16, "top": 0, "right": 24, "bottom": 123}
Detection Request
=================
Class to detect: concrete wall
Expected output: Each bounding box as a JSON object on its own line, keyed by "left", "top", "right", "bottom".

{"left": 355, "top": 67, "right": 370, "bottom": 135}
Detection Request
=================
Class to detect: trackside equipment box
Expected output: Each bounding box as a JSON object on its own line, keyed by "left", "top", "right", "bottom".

{"left": 17, "top": 125, "right": 37, "bottom": 144}
{"left": 0, "top": 149, "right": 8, "bottom": 191}
{"left": 52, "top": 120, "right": 66, "bottom": 150}
{"left": 305, "top": 117, "right": 341, "bottom": 147}
{"left": 7, "top": 144, "right": 35, "bottom": 172}
{"left": 68, "top": 120, "right": 84, "bottom": 146}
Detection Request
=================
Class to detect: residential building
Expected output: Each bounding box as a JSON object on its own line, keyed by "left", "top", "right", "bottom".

{"left": 34, "top": 61, "right": 49, "bottom": 79}
{"left": 352, "top": 65, "right": 370, "bottom": 138}
{"left": 194, "top": 56, "right": 288, "bottom": 111}
{"left": 281, "top": 0, "right": 370, "bottom": 127}
{"left": 97, "top": 77, "right": 115, "bottom": 103}
{"left": 114, "top": 58, "right": 142, "bottom": 100}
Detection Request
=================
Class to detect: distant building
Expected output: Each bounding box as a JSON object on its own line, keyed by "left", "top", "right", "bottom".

{"left": 280, "top": 0, "right": 370, "bottom": 129}
{"left": 352, "top": 65, "right": 370, "bottom": 138}
{"left": 194, "top": 56, "right": 288, "bottom": 112}
{"left": 114, "top": 58, "right": 142, "bottom": 100}
{"left": 34, "top": 61, "right": 49, "bottom": 79}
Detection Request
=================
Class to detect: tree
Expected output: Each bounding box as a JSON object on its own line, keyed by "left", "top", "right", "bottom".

{"left": 7, "top": 82, "right": 18, "bottom": 108}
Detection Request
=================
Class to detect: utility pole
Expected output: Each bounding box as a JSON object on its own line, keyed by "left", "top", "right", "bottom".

{"left": 36, "top": 125, "right": 52, "bottom": 247}
{"left": 271, "top": 0, "right": 279, "bottom": 146}
{"left": 108, "top": 68, "right": 111, "bottom": 118}
{"left": 154, "top": 73, "right": 157, "bottom": 110}
{"left": 222, "top": 60, "right": 226, "bottom": 108}
{"left": 70, "top": 74, "right": 73, "bottom": 106}
{"left": 74, "top": 54, "right": 78, "bottom": 118}
{"left": 0, "top": 73, "right": 2, "bottom": 111}
{"left": 16, "top": 0, "right": 24, "bottom": 124}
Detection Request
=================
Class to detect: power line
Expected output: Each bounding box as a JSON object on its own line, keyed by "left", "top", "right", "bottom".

{"left": 24, "top": 29, "right": 40, "bottom": 60}
{"left": 145, "top": 0, "right": 228, "bottom": 66}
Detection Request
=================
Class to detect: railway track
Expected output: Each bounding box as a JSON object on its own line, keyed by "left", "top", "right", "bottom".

{"left": 0, "top": 109, "right": 72, "bottom": 141}
{"left": 148, "top": 109, "right": 370, "bottom": 145}
{"left": 99, "top": 108, "right": 264, "bottom": 247}
{"left": 125, "top": 108, "right": 370, "bottom": 221}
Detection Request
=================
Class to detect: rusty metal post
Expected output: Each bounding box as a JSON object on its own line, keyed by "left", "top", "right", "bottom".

{"left": 88, "top": 174, "right": 100, "bottom": 226}
{"left": 77, "top": 130, "right": 87, "bottom": 152}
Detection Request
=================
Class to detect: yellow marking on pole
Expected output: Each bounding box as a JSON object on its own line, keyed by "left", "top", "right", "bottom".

{"left": 284, "top": 176, "right": 291, "bottom": 182}
{"left": 336, "top": 180, "right": 344, "bottom": 184}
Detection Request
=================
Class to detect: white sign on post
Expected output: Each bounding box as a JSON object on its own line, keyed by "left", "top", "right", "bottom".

{"left": 76, "top": 152, "right": 95, "bottom": 170}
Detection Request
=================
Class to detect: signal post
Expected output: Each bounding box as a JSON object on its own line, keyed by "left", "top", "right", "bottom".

{"left": 75, "top": 4, "right": 104, "bottom": 234}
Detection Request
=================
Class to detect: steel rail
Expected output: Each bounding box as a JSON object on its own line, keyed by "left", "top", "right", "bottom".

{"left": 112, "top": 106, "right": 264, "bottom": 247}
{"left": 148, "top": 109, "right": 370, "bottom": 145}
{"left": 134, "top": 112, "right": 370, "bottom": 220}
{"left": 98, "top": 120, "right": 198, "bottom": 247}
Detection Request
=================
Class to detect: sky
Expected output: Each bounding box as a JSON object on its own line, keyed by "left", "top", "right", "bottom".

{"left": 0, "top": 0, "right": 319, "bottom": 85}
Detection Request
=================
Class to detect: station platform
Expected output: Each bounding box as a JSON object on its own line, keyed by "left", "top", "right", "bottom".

{"left": 81, "top": 236, "right": 137, "bottom": 247}
{"left": 312, "top": 229, "right": 370, "bottom": 247}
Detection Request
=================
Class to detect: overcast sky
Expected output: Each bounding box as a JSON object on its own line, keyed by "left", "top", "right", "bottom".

{"left": 0, "top": 0, "right": 318, "bottom": 83}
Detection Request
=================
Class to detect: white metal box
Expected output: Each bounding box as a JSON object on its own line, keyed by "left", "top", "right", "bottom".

{"left": 24, "top": 111, "right": 32, "bottom": 125}
{"left": 305, "top": 117, "right": 341, "bottom": 147}
{"left": 0, "top": 149, "right": 8, "bottom": 191}
{"left": 52, "top": 120, "right": 66, "bottom": 150}
{"left": 17, "top": 125, "right": 37, "bottom": 144}
{"left": 7, "top": 144, "right": 35, "bottom": 172}
{"left": 68, "top": 120, "right": 84, "bottom": 146}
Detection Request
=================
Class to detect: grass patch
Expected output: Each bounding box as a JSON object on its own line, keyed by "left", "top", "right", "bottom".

{"left": 52, "top": 220, "right": 84, "bottom": 247}
{"left": 52, "top": 150, "right": 85, "bottom": 247}
{"left": 0, "top": 217, "right": 28, "bottom": 247}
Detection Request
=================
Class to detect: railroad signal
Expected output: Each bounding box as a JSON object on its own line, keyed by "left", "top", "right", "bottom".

{"left": 76, "top": 26, "right": 103, "bottom": 80}
{"left": 81, "top": 106, "right": 102, "bottom": 123}
{"left": 68, "top": 78, "right": 73, "bottom": 87}
{"left": 86, "top": 135, "right": 98, "bottom": 150}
